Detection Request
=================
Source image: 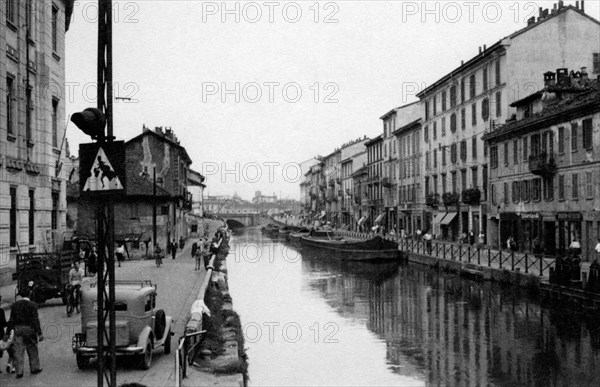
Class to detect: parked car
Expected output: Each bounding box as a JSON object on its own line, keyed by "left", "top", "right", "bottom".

{"left": 72, "top": 280, "right": 173, "bottom": 370}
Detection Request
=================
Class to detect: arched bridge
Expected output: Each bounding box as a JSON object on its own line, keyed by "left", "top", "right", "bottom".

{"left": 218, "top": 212, "right": 262, "bottom": 229}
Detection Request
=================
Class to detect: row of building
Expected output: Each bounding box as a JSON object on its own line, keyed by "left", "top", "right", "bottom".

{"left": 300, "top": 2, "right": 600, "bottom": 261}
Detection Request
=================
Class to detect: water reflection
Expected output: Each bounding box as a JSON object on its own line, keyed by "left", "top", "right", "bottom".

{"left": 230, "top": 229, "right": 600, "bottom": 386}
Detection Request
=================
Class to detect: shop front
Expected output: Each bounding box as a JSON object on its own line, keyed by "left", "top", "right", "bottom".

{"left": 556, "top": 212, "right": 583, "bottom": 256}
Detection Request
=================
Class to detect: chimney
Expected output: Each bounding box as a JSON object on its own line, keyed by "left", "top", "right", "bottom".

{"left": 539, "top": 6, "right": 543, "bottom": 18}
{"left": 483, "top": 44, "right": 487, "bottom": 51}
{"left": 544, "top": 71, "right": 557, "bottom": 87}
{"left": 551, "top": 4, "right": 557, "bottom": 14}
{"left": 558, "top": 0, "right": 564, "bottom": 9}
{"left": 581, "top": 67, "right": 588, "bottom": 81}
{"left": 582, "top": 0, "right": 585, "bottom": 12}
{"left": 478, "top": 46, "right": 482, "bottom": 54}
{"left": 556, "top": 68, "right": 569, "bottom": 86}
{"left": 575, "top": 1, "right": 579, "bottom": 9}
{"left": 527, "top": 16, "right": 536, "bottom": 26}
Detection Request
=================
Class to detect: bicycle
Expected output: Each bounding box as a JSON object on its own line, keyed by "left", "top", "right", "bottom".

{"left": 66, "top": 284, "right": 80, "bottom": 317}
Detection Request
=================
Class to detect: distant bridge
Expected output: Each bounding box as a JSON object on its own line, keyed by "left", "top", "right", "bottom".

{"left": 217, "top": 212, "right": 263, "bottom": 229}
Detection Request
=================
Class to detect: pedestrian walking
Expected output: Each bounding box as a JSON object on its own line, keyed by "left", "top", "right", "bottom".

{"left": 7, "top": 290, "right": 43, "bottom": 378}
{"left": 423, "top": 230, "right": 433, "bottom": 254}
{"left": 171, "top": 239, "right": 177, "bottom": 260}
{"left": 179, "top": 236, "right": 184, "bottom": 251}
{"left": 469, "top": 230, "right": 475, "bottom": 245}
{"left": 154, "top": 244, "right": 163, "bottom": 268}
{"left": 88, "top": 247, "right": 97, "bottom": 276}
{"left": 115, "top": 243, "right": 125, "bottom": 267}
{"left": 0, "top": 294, "right": 9, "bottom": 373}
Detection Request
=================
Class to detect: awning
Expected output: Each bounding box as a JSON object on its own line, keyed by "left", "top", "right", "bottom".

{"left": 375, "top": 212, "right": 386, "bottom": 224}
{"left": 432, "top": 213, "right": 447, "bottom": 224}
{"left": 357, "top": 216, "right": 366, "bottom": 226}
{"left": 440, "top": 212, "right": 457, "bottom": 225}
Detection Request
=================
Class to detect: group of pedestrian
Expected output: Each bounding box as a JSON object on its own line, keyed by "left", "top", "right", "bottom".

{"left": 192, "top": 238, "right": 213, "bottom": 271}
{"left": 0, "top": 291, "right": 43, "bottom": 379}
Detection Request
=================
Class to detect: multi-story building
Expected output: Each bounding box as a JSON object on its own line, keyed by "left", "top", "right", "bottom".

{"left": 322, "top": 149, "right": 341, "bottom": 225}
{"left": 365, "top": 135, "right": 384, "bottom": 229}
{"left": 483, "top": 69, "right": 600, "bottom": 259}
{"left": 395, "top": 119, "right": 422, "bottom": 236}
{"left": 78, "top": 126, "right": 193, "bottom": 247}
{"left": 353, "top": 166, "right": 369, "bottom": 231}
{"left": 1, "top": 1, "right": 74, "bottom": 276}
{"left": 339, "top": 137, "right": 369, "bottom": 229}
{"left": 418, "top": 2, "right": 600, "bottom": 241}
{"left": 187, "top": 169, "right": 206, "bottom": 217}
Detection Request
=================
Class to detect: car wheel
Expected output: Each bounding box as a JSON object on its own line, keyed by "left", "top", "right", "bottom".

{"left": 76, "top": 353, "right": 88, "bottom": 370}
{"left": 164, "top": 330, "right": 171, "bottom": 355}
{"left": 140, "top": 341, "right": 153, "bottom": 370}
{"left": 154, "top": 310, "right": 166, "bottom": 340}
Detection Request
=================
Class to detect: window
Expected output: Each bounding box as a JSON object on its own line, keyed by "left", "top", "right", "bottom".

{"left": 424, "top": 126, "right": 429, "bottom": 142}
{"left": 482, "top": 66, "right": 488, "bottom": 92}
{"left": 442, "top": 147, "right": 446, "bottom": 166}
{"left": 543, "top": 177, "right": 554, "bottom": 201}
{"left": 470, "top": 74, "right": 476, "bottom": 99}
{"left": 26, "top": 86, "right": 33, "bottom": 142}
{"left": 490, "top": 146, "right": 498, "bottom": 168}
{"left": 426, "top": 151, "right": 430, "bottom": 170}
{"left": 472, "top": 137, "right": 477, "bottom": 159}
{"left": 442, "top": 90, "right": 447, "bottom": 111}
{"left": 482, "top": 98, "right": 489, "bottom": 121}
{"left": 450, "top": 143, "right": 457, "bottom": 164}
{"left": 495, "top": 91, "right": 502, "bottom": 117}
{"left": 471, "top": 104, "right": 477, "bottom": 126}
{"left": 471, "top": 167, "right": 478, "bottom": 189}
{"left": 522, "top": 180, "right": 530, "bottom": 202}
{"left": 532, "top": 179, "right": 541, "bottom": 201}
{"left": 461, "top": 169, "right": 467, "bottom": 191}
{"left": 594, "top": 53, "right": 600, "bottom": 74}
{"left": 10, "top": 187, "right": 17, "bottom": 247}
{"left": 433, "top": 121, "right": 437, "bottom": 140}
{"left": 7, "top": 76, "right": 15, "bottom": 136}
{"left": 29, "top": 190, "right": 35, "bottom": 245}
{"left": 51, "top": 192, "right": 59, "bottom": 230}
{"left": 558, "top": 175, "right": 565, "bottom": 201}
{"left": 586, "top": 171, "right": 593, "bottom": 198}
{"left": 571, "top": 122, "right": 578, "bottom": 151}
{"left": 460, "top": 140, "right": 467, "bottom": 161}
{"left": 52, "top": 98, "right": 59, "bottom": 147}
{"left": 512, "top": 181, "right": 520, "bottom": 203}
{"left": 450, "top": 113, "right": 457, "bottom": 132}
{"left": 583, "top": 119, "right": 593, "bottom": 150}
{"left": 491, "top": 184, "right": 496, "bottom": 205}
{"left": 433, "top": 149, "right": 437, "bottom": 168}
{"left": 572, "top": 173, "right": 578, "bottom": 200}
{"left": 433, "top": 95, "right": 437, "bottom": 115}
{"left": 433, "top": 175, "right": 438, "bottom": 194}
{"left": 451, "top": 172, "right": 457, "bottom": 193}
{"left": 558, "top": 127, "right": 565, "bottom": 154}
{"left": 495, "top": 60, "right": 501, "bottom": 86}
{"left": 523, "top": 136, "right": 528, "bottom": 160}
{"left": 425, "top": 101, "right": 430, "bottom": 121}
{"left": 482, "top": 165, "right": 488, "bottom": 201}
{"left": 503, "top": 183, "right": 509, "bottom": 204}
{"left": 504, "top": 142, "right": 509, "bottom": 166}
{"left": 442, "top": 117, "right": 446, "bottom": 137}
{"left": 530, "top": 134, "right": 540, "bottom": 156}
{"left": 441, "top": 173, "right": 447, "bottom": 193}
{"left": 6, "top": 0, "right": 16, "bottom": 24}
{"left": 52, "top": 5, "right": 59, "bottom": 52}
{"left": 461, "top": 78, "right": 466, "bottom": 103}
{"left": 425, "top": 176, "right": 430, "bottom": 196}
{"left": 450, "top": 85, "right": 457, "bottom": 108}
{"left": 513, "top": 140, "right": 518, "bottom": 164}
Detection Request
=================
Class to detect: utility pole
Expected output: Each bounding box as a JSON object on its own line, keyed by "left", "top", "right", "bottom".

{"left": 153, "top": 167, "right": 157, "bottom": 244}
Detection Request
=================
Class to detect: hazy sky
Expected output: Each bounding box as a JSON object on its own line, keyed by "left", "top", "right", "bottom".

{"left": 65, "top": 0, "right": 600, "bottom": 200}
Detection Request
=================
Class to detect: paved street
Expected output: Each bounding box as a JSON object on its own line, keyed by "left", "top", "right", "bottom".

{"left": 0, "top": 241, "right": 206, "bottom": 387}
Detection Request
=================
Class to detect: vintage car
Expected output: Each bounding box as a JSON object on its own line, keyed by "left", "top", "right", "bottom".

{"left": 72, "top": 280, "right": 173, "bottom": 370}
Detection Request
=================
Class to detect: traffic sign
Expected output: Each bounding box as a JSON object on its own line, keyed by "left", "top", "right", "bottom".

{"left": 79, "top": 141, "right": 126, "bottom": 196}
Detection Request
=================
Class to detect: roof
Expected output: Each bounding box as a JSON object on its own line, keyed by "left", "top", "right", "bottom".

{"left": 392, "top": 119, "right": 421, "bottom": 136}
{"left": 126, "top": 171, "right": 171, "bottom": 198}
{"left": 365, "top": 135, "right": 383, "bottom": 146}
{"left": 127, "top": 129, "right": 192, "bottom": 165}
{"left": 379, "top": 101, "right": 419, "bottom": 120}
{"left": 351, "top": 166, "right": 368, "bottom": 178}
{"left": 483, "top": 87, "right": 600, "bottom": 143}
{"left": 417, "top": 5, "right": 598, "bottom": 98}
{"left": 65, "top": 0, "right": 75, "bottom": 31}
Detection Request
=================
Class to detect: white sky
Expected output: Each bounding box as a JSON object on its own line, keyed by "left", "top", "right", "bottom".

{"left": 65, "top": 0, "right": 600, "bottom": 200}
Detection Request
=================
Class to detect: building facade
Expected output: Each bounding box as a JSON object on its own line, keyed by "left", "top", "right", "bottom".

{"left": 418, "top": 3, "right": 600, "bottom": 242}
{"left": 1, "top": 0, "right": 74, "bottom": 266}
{"left": 483, "top": 69, "right": 600, "bottom": 260}
{"left": 395, "top": 119, "right": 423, "bottom": 236}
{"left": 365, "top": 135, "right": 384, "bottom": 230}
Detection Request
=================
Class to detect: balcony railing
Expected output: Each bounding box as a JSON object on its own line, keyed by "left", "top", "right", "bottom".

{"left": 461, "top": 188, "right": 481, "bottom": 205}
{"left": 442, "top": 192, "right": 460, "bottom": 206}
{"left": 426, "top": 193, "right": 439, "bottom": 207}
{"left": 529, "top": 152, "right": 557, "bottom": 177}
{"left": 381, "top": 177, "right": 392, "bottom": 188}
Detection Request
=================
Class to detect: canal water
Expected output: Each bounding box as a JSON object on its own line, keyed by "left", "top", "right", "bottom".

{"left": 227, "top": 228, "right": 600, "bottom": 386}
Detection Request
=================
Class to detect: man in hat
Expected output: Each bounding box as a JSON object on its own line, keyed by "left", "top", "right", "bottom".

{"left": 7, "top": 290, "right": 43, "bottom": 378}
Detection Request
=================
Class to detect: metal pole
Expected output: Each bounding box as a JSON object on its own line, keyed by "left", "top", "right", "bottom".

{"left": 153, "top": 167, "right": 157, "bottom": 244}
{"left": 96, "top": 202, "right": 105, "bottom": 387}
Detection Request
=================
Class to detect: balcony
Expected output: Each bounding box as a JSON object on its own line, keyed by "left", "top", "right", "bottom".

{"left": 426, "top": 194, "right": 439, "bottom": 207}
{"left": 461, "top": 188, "right": 481, "bottom": 205}
{"left": 381, "top": 177, "right": 392, "bottom": 188}
{"left": 328, "top": 179, "right": 335, "bottom": 187}
{"left": 442, "top": 192, "right": 460, "bottom": 206}
{"left": 529, "top": 152, "right": 557, "bottom": 177}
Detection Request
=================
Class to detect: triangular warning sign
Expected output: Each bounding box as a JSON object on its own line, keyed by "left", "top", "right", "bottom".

{"left": 83, "top": 147, "right": 124, "bottom": 191}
